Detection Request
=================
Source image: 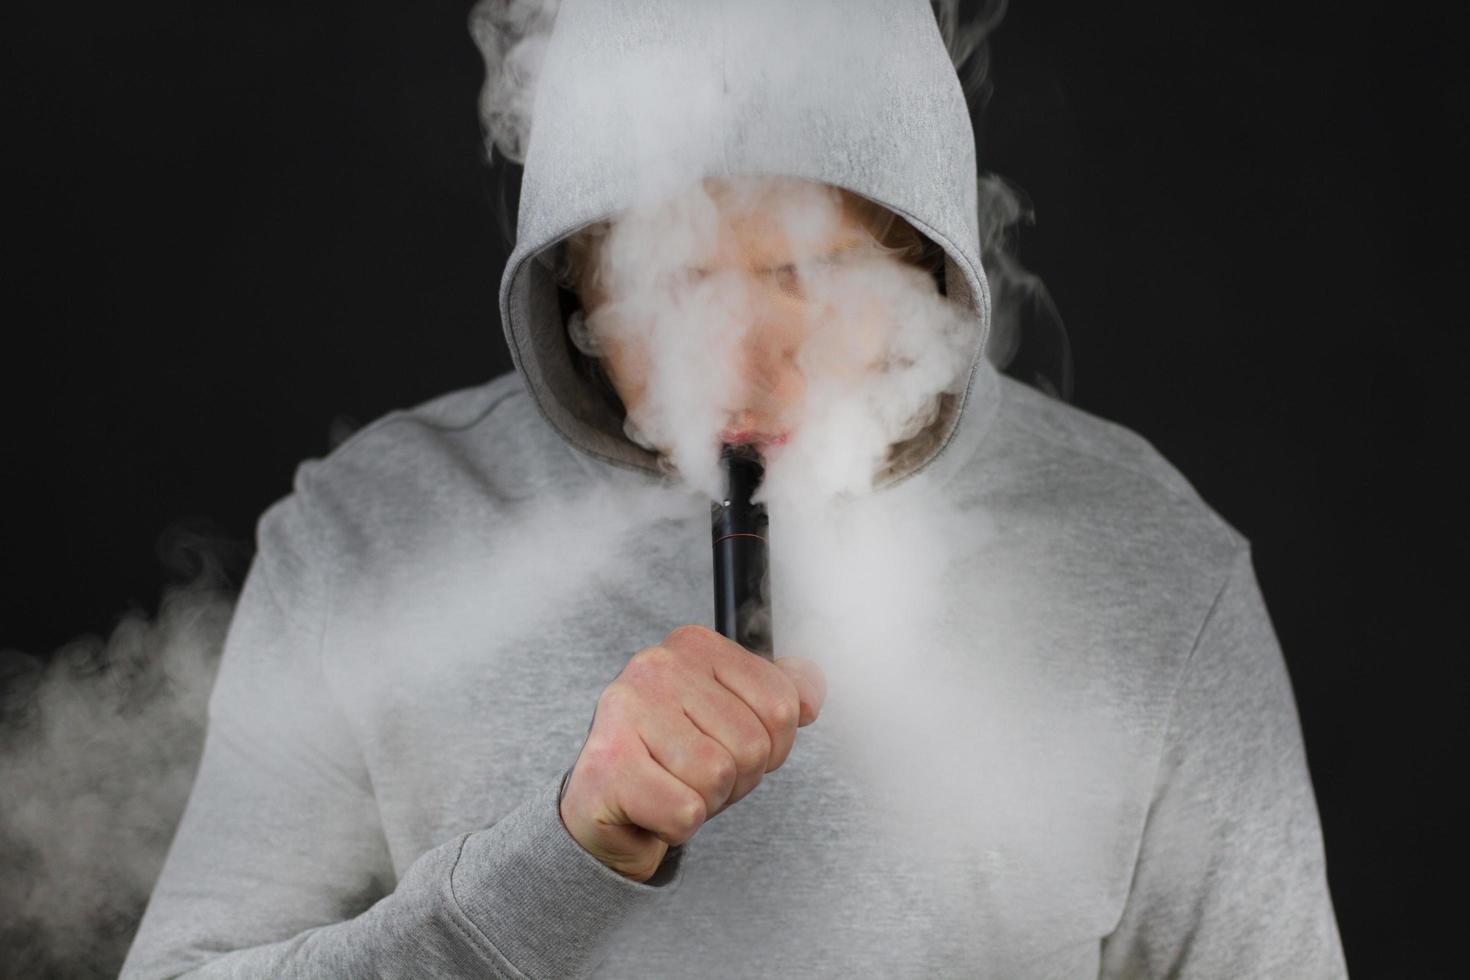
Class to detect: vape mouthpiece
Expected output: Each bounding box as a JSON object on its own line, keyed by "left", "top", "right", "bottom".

{"left": 711, "top": 444, "right": 773, "bottom": 658}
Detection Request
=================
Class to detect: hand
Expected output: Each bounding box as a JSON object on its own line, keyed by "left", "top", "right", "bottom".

{"left": 559, "top": 625, "right": 827, "bottom": 882}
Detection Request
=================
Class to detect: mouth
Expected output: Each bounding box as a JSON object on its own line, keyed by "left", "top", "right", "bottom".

{"left": 720, "top": 429, "right": 791, "bottom": 450}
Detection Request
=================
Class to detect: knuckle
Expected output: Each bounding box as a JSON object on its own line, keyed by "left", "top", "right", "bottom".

{"left": 596, "top": 682, "right": 621, "bottom": 708}
{"left": 735, "top": 732, "right": 772, "bottom": 773}
{"left": 625, "top": 645, "right": 676, "bottom": 682}
{"left": 766, "top": 692, "right": 799, "bottom": 732}
{"left": 704, "top": 746, "right": 738, "bottom": 792}
{"left": 664, "top": 624, "right": 716, "bottom": 650}
{"left": 673, "top": 795, "right": 707, "bottom": 839}
{"left": 596, "top": 683, "right": 633, "bottom": 717}
{"left": 577, "top": 736, "right": 626, "bottom": 779}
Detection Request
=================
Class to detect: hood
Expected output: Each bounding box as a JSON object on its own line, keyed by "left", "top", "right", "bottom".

{"left": 497, "top": 0, "right": 993, "bottom": 486}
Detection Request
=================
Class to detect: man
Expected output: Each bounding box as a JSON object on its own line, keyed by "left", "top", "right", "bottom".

{"left": 122, "top": 1, "right": 1347, "bottom": 976}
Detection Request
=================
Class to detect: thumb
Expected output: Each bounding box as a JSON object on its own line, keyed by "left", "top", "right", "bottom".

{"left": 775, "top": 656, "right": 827, "bottom": 726}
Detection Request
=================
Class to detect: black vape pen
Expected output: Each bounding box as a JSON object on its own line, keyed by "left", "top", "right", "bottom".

{"left": 711, "top": 444, "right": 772, "bottom": 659}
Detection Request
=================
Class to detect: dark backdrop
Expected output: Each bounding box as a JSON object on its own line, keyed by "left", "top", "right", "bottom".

{"left": 2, "top": 1, "right": 1463, "bottom": 975}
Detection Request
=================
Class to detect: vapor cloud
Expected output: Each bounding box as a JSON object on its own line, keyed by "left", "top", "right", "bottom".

{"left": 0, "top": 534, "right": 238, "bottom": 978}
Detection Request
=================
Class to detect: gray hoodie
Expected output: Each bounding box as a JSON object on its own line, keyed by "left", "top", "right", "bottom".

{"left": 121, "top": 1, "right": 1347, "bottom": 976}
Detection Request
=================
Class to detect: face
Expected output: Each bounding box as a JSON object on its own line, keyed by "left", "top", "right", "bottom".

{"left": 567, "top": 175, "right": 940, "bottom": 461}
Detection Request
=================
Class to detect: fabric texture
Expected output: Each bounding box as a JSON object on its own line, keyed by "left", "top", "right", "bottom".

{"left": 122, "top": 0, "right": 1346, "bottom": 975}
{"left": 121, "top": 370, "right": 1347, "bottom": 977}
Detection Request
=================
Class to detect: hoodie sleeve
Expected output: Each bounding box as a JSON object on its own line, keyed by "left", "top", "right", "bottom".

{"left": 1097, "top": 546, "right": 1348, "bottom": 979}
{"left": 120, "top": 463, "right": 686, "bottom": 980}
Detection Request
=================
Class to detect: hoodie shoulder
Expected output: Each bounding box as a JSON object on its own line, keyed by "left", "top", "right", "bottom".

{"left": 328, "top": 372, "right": 573, "bottom": 475}
{"left": 953, "top": 376, "right": 1256, "bottom": 722}
{"left": 379, "top": 371, "right": 528, "bottom": 433}
{"left": 288, "top": 373, "right": 592, "bottom": 550}
{"left": 968, "top": 374, "right": 1246, "bottom": 591}
{"left": 995, "top": 376, "right": 1230, "bottom": 520}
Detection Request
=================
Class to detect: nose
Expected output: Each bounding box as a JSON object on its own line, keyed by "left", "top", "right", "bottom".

{"left": 728, "top": 311, "right": 804, "bottom": 427}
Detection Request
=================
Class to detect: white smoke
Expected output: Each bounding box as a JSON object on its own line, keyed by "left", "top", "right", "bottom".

{"left": 468, "top": 0, "right": 562, "bottom": 165}
{"left": 580, "top": 175, "right": 974, "bottom": 499}
{"left": 485, "top": 5, "right": 1060, "bottom": 963}
{"left": 0, "top": 532, "right": 237, "bottom": 979}
{"left": 475, "top": 0, "right": 1007, "bottom": 881}
{"left": 574, "top": 169, "right": 1004, "bottom": 920}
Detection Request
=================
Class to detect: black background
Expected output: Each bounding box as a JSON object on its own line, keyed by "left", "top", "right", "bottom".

{"left": 3, "top": 1, "right": 1463, "bottom": 975}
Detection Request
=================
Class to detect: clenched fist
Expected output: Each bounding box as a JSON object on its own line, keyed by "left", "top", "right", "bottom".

{"left": 559, "top": 625, "right": 828, "bottom": 882}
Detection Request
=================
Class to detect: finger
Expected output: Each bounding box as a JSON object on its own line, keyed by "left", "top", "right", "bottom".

{"left": 664, "top": 625, "right": 802, "bottom": 771}
{"left": 774, "top": 656, "right": 827, "bottom": 726}
{"left": 635, "top": 700, "right": 739, "bottom": 820}
{"left": 680, "top": 677, "right": 778, "bottom": 806}
{"left": 610, "top": 745, "right": 709, "bottom": 848}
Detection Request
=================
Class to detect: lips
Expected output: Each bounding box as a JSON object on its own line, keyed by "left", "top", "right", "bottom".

{"left": 720, "top": 429, "right": 790, "bottom": 448}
